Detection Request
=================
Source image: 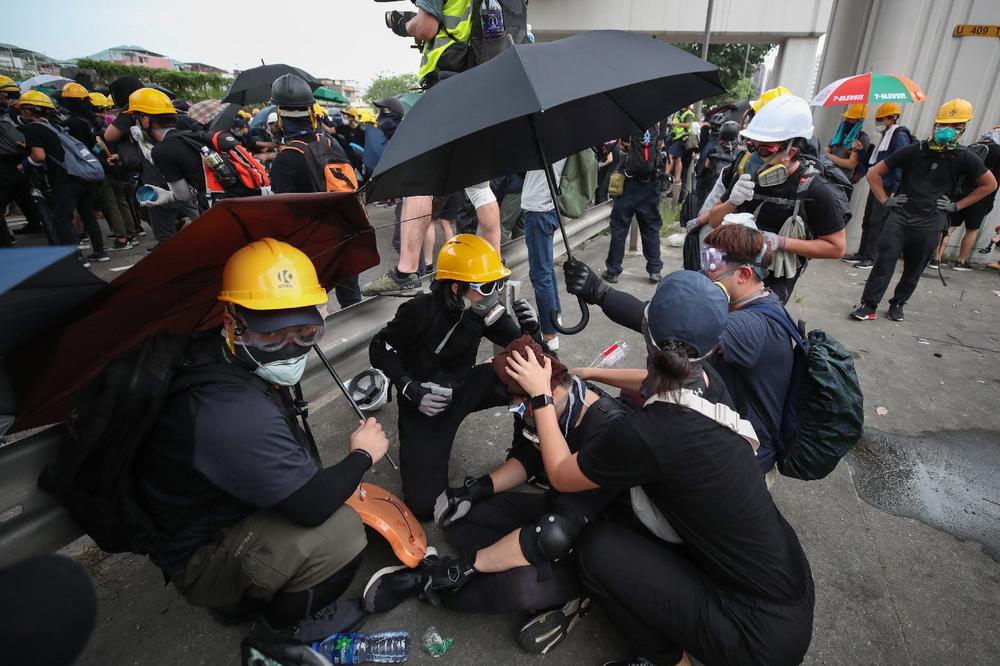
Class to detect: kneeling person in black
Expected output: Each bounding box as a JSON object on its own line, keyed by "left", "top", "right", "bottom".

{"left": 136, "top": 239, "right": 389, "bottom": 641}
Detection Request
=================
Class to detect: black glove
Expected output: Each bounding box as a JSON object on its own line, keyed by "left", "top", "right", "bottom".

{"left": 512, "top": 298, "right": 540, "bottom": 336}
{"left": 433, "top": 475, "right": 494, "bottom": 527}
{"left": 421, "top": 553, "right": 476, "bottom": 605}
{"left": 883, "top": 193, "right": 908, "bottom": 208}
{"left": 564, "top": 259, "right": 610, "bottom": 305}
{"left": 385, "top": 10, "right": 416, "bottom": 37}
{"left": 400, "top": 377, "right": 453, "bottom": 417}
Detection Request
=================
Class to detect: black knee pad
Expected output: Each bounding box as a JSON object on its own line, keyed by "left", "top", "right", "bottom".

{"left": 519, "top": 514, "right": 576, "bottom": 564}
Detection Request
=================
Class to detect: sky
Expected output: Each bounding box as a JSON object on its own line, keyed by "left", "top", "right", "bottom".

{"left": 2, "top": 0, "right": 420, "bottom": 89}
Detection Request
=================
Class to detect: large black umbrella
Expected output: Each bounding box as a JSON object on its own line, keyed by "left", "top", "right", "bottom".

{"left": 224, "top": 64, "right": 322, "bottom": 106}
{"left": 366, "top": 31, "right": 723, "bottom": 334}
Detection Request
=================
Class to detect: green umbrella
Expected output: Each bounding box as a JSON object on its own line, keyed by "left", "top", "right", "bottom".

{"left": 396, "top": 92, "right": 422, "bottom": 113}
{"left": 314, "top": 86, "right": 349, "bottom": 104}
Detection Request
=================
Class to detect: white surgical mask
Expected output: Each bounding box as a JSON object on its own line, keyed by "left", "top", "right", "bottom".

{"left": 252, "top": 353, "right": 308, "bottom": 386}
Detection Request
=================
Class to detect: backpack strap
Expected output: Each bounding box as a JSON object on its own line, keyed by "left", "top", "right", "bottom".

{"left": 643, "top": 389, "right": 759, "bottom": 452}
{"left": 741, "top": 299, "right": 807, "bottom": 349}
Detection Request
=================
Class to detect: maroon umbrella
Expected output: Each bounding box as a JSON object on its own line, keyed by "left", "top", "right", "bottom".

{"left": 8, "top": 193, "right": 378, "bottom": 432}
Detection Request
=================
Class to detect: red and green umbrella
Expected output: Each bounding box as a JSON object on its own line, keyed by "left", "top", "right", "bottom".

{"left": 811, "top": 72, "right": 927, "bottom": 107}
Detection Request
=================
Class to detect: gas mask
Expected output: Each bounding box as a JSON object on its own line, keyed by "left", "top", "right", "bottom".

{"left": 755, "top": 141, "right": 794, "bottom": 188}
{"left": 251, "top": 353, "right": 308, "bottom": 386}
{"left": 931, "top": 125, "right": 963, "bottom": 150}
{"left": 463, "top": 291, "right": 504, "bottom": 325}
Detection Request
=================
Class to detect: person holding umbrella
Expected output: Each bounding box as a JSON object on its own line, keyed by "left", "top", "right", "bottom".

{"left": 136, "top": 238, "right": 389, "bottom": 641}
{"left": 852, "top": 99, "right": 997, "bottom": 321}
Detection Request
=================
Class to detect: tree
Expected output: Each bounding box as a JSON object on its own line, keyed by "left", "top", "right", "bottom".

{"left": 74, "top": 58, "right": 229, "bottom": 101}
{"left": 364, "top": 71, "right": 419, "bottom": 105}
{"left": 674, "top": 42, "right": 773, "bottom": 104}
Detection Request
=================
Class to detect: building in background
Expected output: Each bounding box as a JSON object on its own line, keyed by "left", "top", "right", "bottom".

{"left": 0, "top": 42, "right": 64, "bottom": 78}
{"left": 88, "top": 45, "right": 174, "bottom": 70}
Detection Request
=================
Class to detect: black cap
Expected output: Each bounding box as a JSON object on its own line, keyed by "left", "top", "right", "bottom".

{"left": 374, "top": 97, "right": 405, "bottom": 116}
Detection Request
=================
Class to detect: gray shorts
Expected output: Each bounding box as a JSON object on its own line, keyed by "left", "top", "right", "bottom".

{"left": 174, "top": 505, "right": 366, "bottom": 608}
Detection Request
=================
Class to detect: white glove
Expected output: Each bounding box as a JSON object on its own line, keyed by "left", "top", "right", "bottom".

{"left": 728, "top": 173, "right": 755, "bottom": 207}
{"left": 138, "top": 185, "right": 174, "bottom": 208}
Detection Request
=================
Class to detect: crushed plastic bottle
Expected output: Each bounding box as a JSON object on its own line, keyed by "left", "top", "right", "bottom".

{"left": 589, "top": 340, "right": 629, "bottom": 368}
{"left": 313, "top": 631, "right": 410, "bottom": 664}
{"left": 422, "top": 626, "right": 454, "bottom": 658}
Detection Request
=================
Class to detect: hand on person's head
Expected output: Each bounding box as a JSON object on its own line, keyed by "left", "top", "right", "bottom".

{"left": 505, "top": 347, "right": 553, "bottom": 396}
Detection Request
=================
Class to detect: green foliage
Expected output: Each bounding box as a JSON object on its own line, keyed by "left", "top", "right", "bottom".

{"left": 364, "top": 71, "right": 419, "bottom": 105}
{"left": 674, "top": 42, "right": 773, "bottom": 104}
{"left": 76, "top": 58, "right": 229, "bottom": 101}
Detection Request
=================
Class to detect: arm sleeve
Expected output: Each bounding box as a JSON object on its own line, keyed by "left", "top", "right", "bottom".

{"left": 506, "top": 427, "right": 545, "bottom": 479}
{"left": 275, "top": 451, "right": 372, "bottom": 527}
{"left": 601, "top": 288, "right": 645, "bottom": 333}
{"left": 414, "top": 0, "right": 445, "bottom": 19}
{"left": 369, "top": 298, "right": 426, "bottom": 388}
{"left": 167, "top": 179, "right": 195, "bottom": 204}
{"left": 484, "top": 312, "right": 522, "bottom": 347}
{"left": 576, "top": 418, "right": 659, "bottom": 489}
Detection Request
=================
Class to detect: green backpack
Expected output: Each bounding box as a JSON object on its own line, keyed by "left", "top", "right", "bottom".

{"left": 557, "top": 149, "right": 599, "bottom": 219}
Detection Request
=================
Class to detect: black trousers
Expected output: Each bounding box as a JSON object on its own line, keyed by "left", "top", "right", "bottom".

{"left": 49, "top": 177, "right": 104, "bottom": 253}
{"left": 440, "top": 492, "right": 584, "bottom": 613}
{"left": 606, "top": 177, "right": 663, "bottom": 277}
{"left": 576, "top": 522, "right": 814, "bottom": 666}
{"left": 333, "top": 277, "right": 362, "bottom": 308}
{"left": 861, "top": 221, "right": 941, "bottom": 307}
{"left": 858, "top": 191, "right": 889, "bottom": 261}
{"left": 0, "top": 164, "right": 44, "bottom": 242}
{"left": 397, "top": 363, "right": 507, "bottom": 520}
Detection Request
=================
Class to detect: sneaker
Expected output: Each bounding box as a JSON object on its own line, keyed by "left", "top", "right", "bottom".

{"left": 518, "top": 597, "right": 591, "bottom": 655}
{"left": 853, "top": 259, "right": 874, "bottom": 269}
{"left": 137, "top": 228, "right": 147, "bottom": 237}
{"left": 362, "top": 546, "right": 437, "bottom": 613}
{"left": 361, "top": 269, "right": 421, "bottom": 297}
{"left": 76, "top": 241, "right": 91, "bottom": 250}
{"left": 851, "top": 303, "right": 877, "bottom": 320}
{"left": 111, "top": 237, "right": 135, "bottom": 250}
{"left": 842, "top": 253, "right": 862, "bottom": 263}
{"left": 648, "top": 272, "right": 661, "bottom": 283}
{"left": 87, "top": 252, "right": 110, "bottom": 263}
{"left": 543, "top": 336, "right": 559, "bottom": 352}
{"left": 79, "top": 257, "right": 91, "bottom": 269}
{"left": 926, "top": 259, "right": 940, "bottom": 270}
{"left": 602, "top": 659, "right": 656, "bottom": 666}
{"left": 145, "top": 243, "right": 160, "bottom": 254}
{"left": 251, "top": 598, "right": 365, "bottom": 644}
{"left": 887, "top": 303, "right": 904, "bottom": 321}
{"left": 601, "top": 270, "right": 619, "bottom": 284}
{"left": 951, "top": 261, "right": 973, "bottom": 272}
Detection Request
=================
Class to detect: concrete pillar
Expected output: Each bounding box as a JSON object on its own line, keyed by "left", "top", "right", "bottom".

{"left": 774, "top": 37, "right": 823, "bottom": 102}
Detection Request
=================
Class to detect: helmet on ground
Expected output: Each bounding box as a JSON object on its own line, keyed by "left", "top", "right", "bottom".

{"left": 61, "top": 82, "right": 89, "bottom": 99}
{"left": 436, "top": 234, "right": 511, "bottom": 283}
{"left": 934, "top": 98, "right": 973, "bottom": 124}
{"left": 127, "top": 88, "right": 176, "bottom": 115}
{"left": 271, "top": 74, "right": 315, "bottom": 108}
{"left": 874, "top": 102, "right": 902, "bottom": 119}
{"left": 719, "top": 120, "right": 740, "bottom": 142}
{"left": 88, "top": 92, "right": 111, "bottom": 108}
{"left": 346, "top": 368, "right": 390, "bottom": 412}
{"left": 14, "top": 90, "right": 55, "bottom": 110}
{"left": 749, "top": 86, "right": 793, "bottom": 113}
{"left": 0, "top": 75, "right": 19, "bottom": 94}
{"left": 740, "top": 95, "right": 814, "bottom": 143}
{"left": 218, "top": 238, "right": 327, "bottom": 310}
{"left": 842, "top": 103, "right": 868, "bottom": 120}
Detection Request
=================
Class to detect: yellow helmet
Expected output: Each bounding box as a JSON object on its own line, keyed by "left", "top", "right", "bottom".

{"left": 14, "top": 90, "right": 55, "bottom": 110}
{"left": 237, "top": 109, "right": 252, "bottom": 121}
{"left": 312, "top": 102, "right": 326, "bottom": 117}
{"left": 934, "top": 98, "right": 973, "bottom": 124}
{"left": 435, "top": 234, "right": 511, "bottom": 283}
{"left": 842, "top": 103, "right": 868, "bottom": 120}
{"left": 218, "top": 238, "right": 327, "bottom": 310}
{"left": 750, "top": 86, "right": 793, "bottom": 113}
{"left": 61, "top": 82, "right": 89, "bottom": 99}
{"left": 0, "top": 75, "right": 19, "bottom": 94}
{"left": 88, "top": 92, "right": 111, "bottom": 108}
{"left": 127, "top": 88, "right": 176, "bottom": 115}
{"left": 874, "top": 102, "right": 902, "bottom": 119}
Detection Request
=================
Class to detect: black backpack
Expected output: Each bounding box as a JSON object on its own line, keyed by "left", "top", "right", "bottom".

{"left": 0, "top": 116, "right": 25, "bottom": 158}
{"left": 622, "top": 126, "right": 662, "bottom": 179}
{"left": 39, "top": 332, "right": 319, "bottom": 555}
{"left": 736, "top": 300, "right": 865, "bottom": 480}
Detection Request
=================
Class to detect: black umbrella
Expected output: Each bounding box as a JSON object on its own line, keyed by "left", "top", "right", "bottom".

{"left": 224, "top": 64, "right": 322, "bottom": 106}
{"left": 145, "top": 82, "right": 176, "bottom": 99}
{"left": 366, "top": 30, "right": 723, "bottom": 334}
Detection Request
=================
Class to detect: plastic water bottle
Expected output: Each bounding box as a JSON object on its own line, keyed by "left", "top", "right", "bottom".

{"left": 313, "top": 631, "right": 410, "bottom": 664}
{"left": 480, "top": 0, "right": 505, "bottom": 39}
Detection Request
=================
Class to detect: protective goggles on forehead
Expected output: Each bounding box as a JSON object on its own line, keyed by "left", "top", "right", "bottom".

{"left": 467, "top": 279, "right": 506, "bottom": 296}
{"left": 235, "top": 320, "right": 325, "bottom": 352}
{"left": 701, "top": 245, "right": 768, "bottom": 280}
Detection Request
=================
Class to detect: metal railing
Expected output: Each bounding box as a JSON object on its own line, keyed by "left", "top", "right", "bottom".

{"left": 0, "top": 201, "right": 612, "bottom": 567}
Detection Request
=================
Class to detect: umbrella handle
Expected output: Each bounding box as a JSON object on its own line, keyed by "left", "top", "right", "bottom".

{"left": 550, "top": 297, "right": 590, "bottom": 335}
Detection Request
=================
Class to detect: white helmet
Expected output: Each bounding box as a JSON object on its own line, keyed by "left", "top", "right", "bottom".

{"left": 346, "top": 368, "right": 390, "bottom": 412}
{"left": 740, "top": 95, "right": 814, "bottom": 143}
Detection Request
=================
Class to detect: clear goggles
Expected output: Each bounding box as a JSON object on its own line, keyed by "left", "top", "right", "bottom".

{"left": 701, "top": 245, "right": 734, "bottom": 273}
{"left": 236, "top": 320, "right": 325, "bottom": 352}
{"left": 467, "top": 279, "right": 506, "bottom": 296}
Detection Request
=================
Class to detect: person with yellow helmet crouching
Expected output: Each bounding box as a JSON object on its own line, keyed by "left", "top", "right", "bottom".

{"left": 852, "top": 99, "right": 997, "bottom": 322}
{"left": 136, "top": 238, "right": 389, "bottom": 641}
{"left": 369, "top": 233, "right": 541, "bottom": 520}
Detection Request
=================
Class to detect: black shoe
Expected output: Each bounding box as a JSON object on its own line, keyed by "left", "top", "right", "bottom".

{"left": 362, "top": 546, "right": 437, "bottom": 613}
{"left": 251, "top": 598, "right": 365, "bottom": 644}
{"left": 842, "top": 253, "right": 862, "bottom": 263}
{"left": 145, "top": 243, "right": 160, "bottom": 254}
{"left": 601, "top": 270, "right": 619, "bottom": 284}
{"left": 951, "top": 261, "right": 973, "bottom": 272}
{"left": 887, "top": 303, "right": 904, "bottom": 321}
{"left": 926, "top": 259, "right": 940, "bottom": 271}
{"left": 853, "top": 259, "right": 874, "bottom": 269}
{"left": 87, "top": 252, "right": 111, "bottom": 263}
{"left": 602, "top": 659, "right": 656, "bottom": 666}
{"left": 648, "top": 272, "right": 661, "bottom": 283}
{"left": 851, "top": 303, "right": 877, "bottom": 320}
{"left": 518, "top": 597, "right": 590, "bottom": 654}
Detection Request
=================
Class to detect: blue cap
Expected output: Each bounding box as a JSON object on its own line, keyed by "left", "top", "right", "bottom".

{"left": 645, "top": 270, "right": 729, "bottom": 357}
{"left": 238, "top": 305, "right": 323, "bottom": 333}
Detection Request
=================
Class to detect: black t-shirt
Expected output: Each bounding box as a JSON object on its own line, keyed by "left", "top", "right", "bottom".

{"left": 733, "top": 161, "right": 846, "bottom": 238}
{"left": 577, "top": 364, "right": 812, "bottom": 605}
{"left": 883, "top": 142, "right": 988, "bottom": 230}
{"left": 151, "top": 130, "right": 205, "bottom": 193}
{"left": 963, "top": 142, "right": 1000, "bottom": 212}
{"left": 64, "top": 114, "right": 96, "bottom": 149}
{"left": 21, "top": 121, "right": 67, "bottom": 180}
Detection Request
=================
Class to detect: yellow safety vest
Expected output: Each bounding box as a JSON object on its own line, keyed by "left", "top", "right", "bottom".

{"left": 418, "top": 0, "right": 474, "bottom": 84}
{"left": 669, "top": 108, "right": 696, "bottom": 141}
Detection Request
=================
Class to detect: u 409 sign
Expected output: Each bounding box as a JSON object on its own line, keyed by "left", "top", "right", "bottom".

{"left": 953, "top": 24, "right": 1000, "bottom": 38}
